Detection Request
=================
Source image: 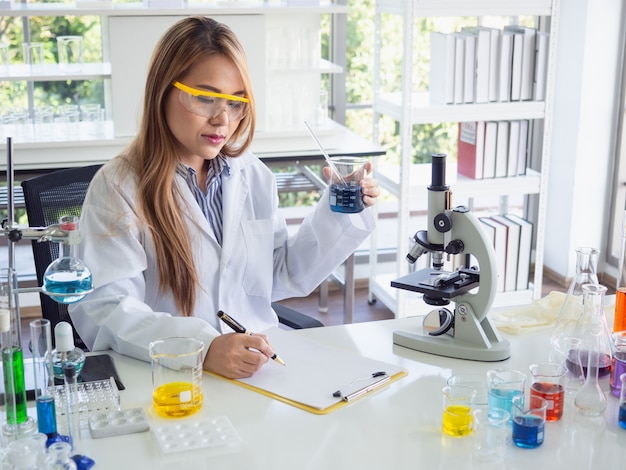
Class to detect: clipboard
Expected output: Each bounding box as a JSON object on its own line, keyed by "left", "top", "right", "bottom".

{"left": 207, "top": 327, "right": 408, "bottom": 415}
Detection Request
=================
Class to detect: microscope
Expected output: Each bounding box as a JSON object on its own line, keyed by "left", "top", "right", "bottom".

{"left": 391, "top": 154, "right": 510, "bottom": 361}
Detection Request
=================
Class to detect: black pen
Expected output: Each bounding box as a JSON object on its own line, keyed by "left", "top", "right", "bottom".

{"left": 217, "top": 310, "right": 286, "bottom": 366}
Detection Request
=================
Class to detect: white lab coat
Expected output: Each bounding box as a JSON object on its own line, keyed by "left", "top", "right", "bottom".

{"left": 69, "top": 151, "right": 375, "bottom": 363}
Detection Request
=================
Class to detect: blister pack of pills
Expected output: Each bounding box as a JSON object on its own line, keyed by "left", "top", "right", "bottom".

{"left": 88, "top": 408, "right": 150, "bottom": 439}
{"left": 152, "top": 415, "right": 242, "bottom": 455}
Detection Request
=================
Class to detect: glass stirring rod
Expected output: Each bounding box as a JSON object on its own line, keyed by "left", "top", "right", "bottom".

{"left": 303, "top": 121, "right": 348, "bottom": 186}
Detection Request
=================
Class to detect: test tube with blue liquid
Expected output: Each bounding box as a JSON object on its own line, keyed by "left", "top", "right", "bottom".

{"left": 30, "top": 318, "right": 70, "bottom": 447}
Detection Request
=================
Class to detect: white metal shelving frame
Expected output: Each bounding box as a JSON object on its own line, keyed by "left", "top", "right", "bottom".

{"left": 370, "top": 0, "right": 560, "bottom": 318}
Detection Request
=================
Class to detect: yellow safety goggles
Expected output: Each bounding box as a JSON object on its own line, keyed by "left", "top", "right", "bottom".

{"left": 172, "top": 81, "right": 249, "bottom": 121}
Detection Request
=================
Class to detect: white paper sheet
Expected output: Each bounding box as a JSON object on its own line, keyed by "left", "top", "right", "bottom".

{"left": 236, "top": 327, "right": 407, "bottom": 410}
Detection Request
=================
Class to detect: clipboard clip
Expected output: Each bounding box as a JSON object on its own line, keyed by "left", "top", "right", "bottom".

{"left": 332, "top": 371, "right": 391, "bottom": 402}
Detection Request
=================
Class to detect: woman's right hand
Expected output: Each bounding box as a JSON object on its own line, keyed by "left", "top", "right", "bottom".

{"left": 203, "top": 332, "right": 275, "bottom": 379}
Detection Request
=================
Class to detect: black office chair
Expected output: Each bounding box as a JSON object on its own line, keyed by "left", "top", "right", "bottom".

{"left": 20, "top": 165, "right": 322, "bottom": 350}
{"left": 21, "top": 165, "right": 103, "bottom": 350}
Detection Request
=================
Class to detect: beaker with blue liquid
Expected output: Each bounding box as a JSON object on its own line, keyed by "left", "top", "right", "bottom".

{"left": 487, "top": 369, "right": 527, "bottom": 419}
{"left": 328, "top": 157, "right": 368, "bottom": 214}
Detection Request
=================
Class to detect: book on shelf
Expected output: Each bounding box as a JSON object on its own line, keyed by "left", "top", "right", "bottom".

{"left": 457, "top": 121, "right": 485, "bottom": 179}
{"left": 479, "top": 217, "right": 507, "bottom": 293}
{"left": 494, "top": 121, "right": 510, "bottom": 178}
{"left": 508, "top": 28, "right": 524, "bottom": 101}
{"left": 533, "top": 31, "right": 550, "bottom": 101}
{"left": 482, "top": 121, "right": 498, "bottom": 179}
{"left": 504, "top": 214, "right": 533, "bottom": 290}
{"left": 490, "top": 215, "right": 521, "bottom": 292}
{"left": 452, "top": 31, "right": 476, "bottom": 104}
{"left": 430, "top": 31, "right": 456, "bottom": 105}
{"left": 505, "top": 26, "right": 536, "bottom": 101}
{"left": 486, "top": 27, "right": 501, "bottom": 102}
{"left": 453, "top": 32, "right": 466, "bottom": 104}
{"left": 516, "top": 120, "right": 529, "bottom": 175}
{"left": 498, "top": 29, "right": 513, "bottom": 102}
{"left": 461, "top": 27, "right": 492, "bottom": 104}
{"left": 507, "top": 120, "right": 521, "bottom": 177}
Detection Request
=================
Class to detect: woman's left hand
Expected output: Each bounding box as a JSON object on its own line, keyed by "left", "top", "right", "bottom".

{"left": 360, "top": 161, "right": 380, "bottom": 207}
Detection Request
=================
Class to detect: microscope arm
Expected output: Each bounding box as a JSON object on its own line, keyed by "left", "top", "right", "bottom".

{"left": 449, "top": 207, "right": 498, "bottom": 323}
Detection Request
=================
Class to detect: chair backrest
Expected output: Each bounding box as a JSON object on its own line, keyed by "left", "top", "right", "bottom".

{"left": 21, "top": 164, "right": 103, "bottom": 350}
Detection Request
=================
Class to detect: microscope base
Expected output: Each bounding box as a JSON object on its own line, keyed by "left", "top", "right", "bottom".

{"left": 393, "top": 329, "right": 511, "bottom": 362}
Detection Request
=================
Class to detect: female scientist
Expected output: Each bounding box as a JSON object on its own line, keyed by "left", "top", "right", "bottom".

{"left": 69, "top": 16, "right": 380, "bottom": 379}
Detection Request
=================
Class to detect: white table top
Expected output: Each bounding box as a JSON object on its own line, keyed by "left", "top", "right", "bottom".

{"left": 74, "top": 317, "right": 625, "bottom": 470}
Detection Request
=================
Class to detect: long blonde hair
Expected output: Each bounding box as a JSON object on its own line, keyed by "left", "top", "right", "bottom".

{"left": 126, "top": 16, "right": 256, "bottom": 316}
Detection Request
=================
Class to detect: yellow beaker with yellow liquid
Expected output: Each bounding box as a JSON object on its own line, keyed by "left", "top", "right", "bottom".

{"left": 149, "top": 337, "right": 204, "bottom": 418}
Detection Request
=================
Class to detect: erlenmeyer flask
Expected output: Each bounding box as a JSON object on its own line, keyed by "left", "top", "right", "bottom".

{"left": 573, "top": 284, "right": 613, "bottom": 378}
{"left": 575, "top": 285, "right": 609, "bottom": 416}
{"left": 550, "top": 247, "right": 600, "bottom": 356}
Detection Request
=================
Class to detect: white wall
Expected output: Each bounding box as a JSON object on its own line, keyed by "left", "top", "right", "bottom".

{"left": 544, "top": 0, "right": 625, "bottom": 280}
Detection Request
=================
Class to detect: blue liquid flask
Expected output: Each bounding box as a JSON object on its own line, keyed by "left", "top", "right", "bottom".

{"left": 42, "top": 216, "right": 93, "bottom": 304}
{"left": 43, "top": 258, "right": 92, "bottom": 304}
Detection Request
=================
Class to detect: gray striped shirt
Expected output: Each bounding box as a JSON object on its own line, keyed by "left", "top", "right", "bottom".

{"left": 177, "top": 156, "right": 230, "bottom": 245}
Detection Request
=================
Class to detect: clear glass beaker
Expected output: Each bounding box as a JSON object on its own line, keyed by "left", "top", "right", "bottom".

{"left": 551, "top": 247, "right": 600, "bottom": 357}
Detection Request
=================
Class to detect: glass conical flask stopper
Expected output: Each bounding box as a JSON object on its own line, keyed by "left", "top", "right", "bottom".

{"left": 42, "top": 215, "right": 93, "bottom": 304}
{"left": 575, "top": 284, "right": 609, "bottom": 416}
{"left": 550, "top": 247, "right": 600, "bottom": 356}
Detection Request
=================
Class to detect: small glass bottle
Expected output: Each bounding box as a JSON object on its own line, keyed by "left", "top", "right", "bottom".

{"left": 551, "top": 247, "right": 600, "bottom": 356}
{"left": 615, "top": 210, "right": 626, "bottom": 332}
{"left": 610, "top": 332, "right": 626, "bottom": 397}
{"left": 6, "top": 433, "right": 47, "bottom": 469}
{"left": 51, "top": 321, "right": 85, "bottom": 380}
{"left": 575, "top": 284, "right": 608, "bottom": 416}
{"left": 47, "top": 441, "right": 78, "bottom": 470}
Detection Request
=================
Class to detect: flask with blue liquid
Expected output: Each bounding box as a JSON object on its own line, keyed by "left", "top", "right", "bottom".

{"left": 42, "top": 215, "right": 92, "bottom": 304}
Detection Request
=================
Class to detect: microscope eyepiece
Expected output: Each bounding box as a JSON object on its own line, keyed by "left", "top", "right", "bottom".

{"left": 429, "top": 154, "right": 449, "bottom": 191}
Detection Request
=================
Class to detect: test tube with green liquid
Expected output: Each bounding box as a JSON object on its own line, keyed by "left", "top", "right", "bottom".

{"left": 1, "top": 311, "right": 28, "bottom": 427}
{"left": 1, "top": 268, "right": 32, "bottom": 435}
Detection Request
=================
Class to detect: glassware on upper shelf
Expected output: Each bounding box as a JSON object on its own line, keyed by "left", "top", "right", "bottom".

{"left": 550, "top": 247, "right": 600, "bottom": 357}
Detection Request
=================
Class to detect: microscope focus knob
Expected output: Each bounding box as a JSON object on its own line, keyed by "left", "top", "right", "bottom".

{"left": 445, "top": 239, "right": 464, "bottom": 255}
{"left": 433, "top": 213, "right": 452, "bottom": 233}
